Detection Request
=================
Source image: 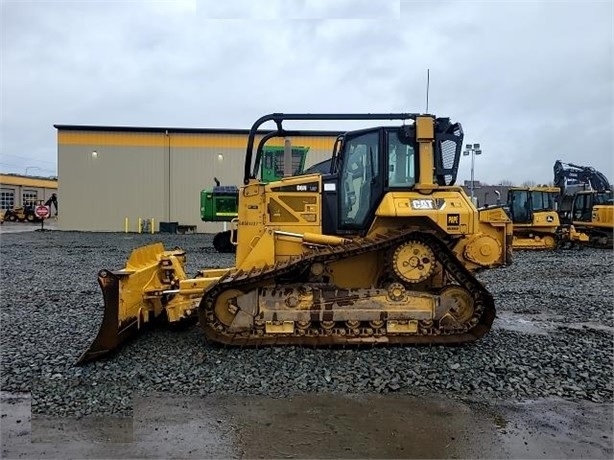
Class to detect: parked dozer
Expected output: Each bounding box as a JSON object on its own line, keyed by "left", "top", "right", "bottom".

{"left": 78, "top": 113, "right": 513, "bottom": 364}
{"left": 506, "top": 186, "right": 588, "bottom": 249}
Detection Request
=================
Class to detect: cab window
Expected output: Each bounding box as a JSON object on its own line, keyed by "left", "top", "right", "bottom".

{"left": 339, "top": 131, "right": 379, "bottom": 227}
{"left": 510, "top": 190, "right": 530, "bottom": 223}
{"left": 387, "top": 130, "right": 416, "bottom": 188}
{"left": 532, "top": 191, "right": 552, "bottom": 211}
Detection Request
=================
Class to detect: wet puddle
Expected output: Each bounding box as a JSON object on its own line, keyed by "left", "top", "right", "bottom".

{"left": 496, "top": 311, "right": 614, "bottom": 335}
{"left": 559, "top": 322, "right": 614, "bottom": 334}
{"left": 3, "top": 392, "right": 612, "bottom": 459}
{"left": 495, "top": 311, "right": 553, "bottom": 335}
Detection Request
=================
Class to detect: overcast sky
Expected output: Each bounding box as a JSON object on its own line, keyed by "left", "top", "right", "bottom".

{"left": 1, "top": 0, "right": 612, "bottom": 185}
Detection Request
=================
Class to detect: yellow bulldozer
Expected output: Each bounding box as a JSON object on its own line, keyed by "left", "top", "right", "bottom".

{"left": 506, "top": 185, "right": 588, "bottom": 249}
{"left": 79, "top": 113, "right": 513, "bottom": 364}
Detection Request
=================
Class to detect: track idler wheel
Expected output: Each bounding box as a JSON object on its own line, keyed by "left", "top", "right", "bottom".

{"left": 213, "top": 289, "right": 243, "bottom": 326}
{"left": 438, "top": 285, "right": 475, "bottom": 329}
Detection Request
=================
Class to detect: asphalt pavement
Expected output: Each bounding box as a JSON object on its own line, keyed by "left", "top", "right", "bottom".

{"left": 0, "top": 219, "right": 58, "bottom": 234}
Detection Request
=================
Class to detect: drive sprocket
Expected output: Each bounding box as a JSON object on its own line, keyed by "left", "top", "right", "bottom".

{"left": 392, "top": 240, "right": 435, "bottom": 283}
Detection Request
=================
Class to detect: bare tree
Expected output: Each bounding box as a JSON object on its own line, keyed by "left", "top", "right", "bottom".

{"left": 498, "top": 179, "right": 514, "bottom": 186}
{"left": 521, "top": 180, "right": 537, "bottom": 187}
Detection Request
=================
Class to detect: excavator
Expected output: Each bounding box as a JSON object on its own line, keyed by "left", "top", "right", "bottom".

{"left": 553, "top": 161, "right": 613, "bottom": 248}
{"left": 78, "top": 113, "right": 513, "bottom": 364}
{"left": 506, "top": 186, "right": 588, "bottom": 249}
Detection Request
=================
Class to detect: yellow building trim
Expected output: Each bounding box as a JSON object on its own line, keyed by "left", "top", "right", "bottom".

{"left": 58, "top": 131, "right": 337, "bottom": 150}
{"left": 0, "top": 175, "right": 58, "bottom": 189}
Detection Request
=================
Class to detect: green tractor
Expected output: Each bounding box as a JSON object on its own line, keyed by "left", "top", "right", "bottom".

{"left": 201, "top": 146, "right": 309, "bottom": 252}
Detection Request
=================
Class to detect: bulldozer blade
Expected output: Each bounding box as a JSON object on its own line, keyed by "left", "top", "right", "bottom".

{"left": 77, "top": 270, "right": 139, "bottom": 365}
{"left": 77, "top": 243, "right": 169, "bottom": 365}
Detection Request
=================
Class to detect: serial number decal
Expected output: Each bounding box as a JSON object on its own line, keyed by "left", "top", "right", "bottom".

{"left": 271, "top": 181, "right": 319, "bottom": 193}
{"left": 411, "top": 199, "right": 435, "bottom": 210}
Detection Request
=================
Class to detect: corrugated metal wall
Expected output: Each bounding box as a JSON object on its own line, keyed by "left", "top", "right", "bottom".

{"left": 57, "top": 129, "right": 336, "bottom": 232}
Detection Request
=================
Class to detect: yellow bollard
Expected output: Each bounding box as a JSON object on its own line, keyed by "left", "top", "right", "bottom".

{"left": 138, "top": 217, "right": 142, "bottom": 234}
{"left": 150, "top": 218, "right": 155, "bottom": 234}
{"left": 124, "top": 217, "right": 129, "bottom": 233}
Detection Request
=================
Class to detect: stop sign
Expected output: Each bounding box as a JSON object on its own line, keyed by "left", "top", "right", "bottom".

{"left": 34, "top": 205, "right": 51, "bottom": 219}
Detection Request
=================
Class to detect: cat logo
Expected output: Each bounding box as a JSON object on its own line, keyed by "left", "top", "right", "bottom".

{"left": 411, "top": 199, "right": 435, "bottom": 210}
{"left": 447, "top": 214, "right": 460, "bottom": 227}
{"left": 546, "top": 215, "right": 554, "bottom": 223}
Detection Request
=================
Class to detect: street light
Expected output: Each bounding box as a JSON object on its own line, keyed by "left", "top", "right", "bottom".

{"left": 463, "top": 143, "right": 482, "bottom": 202}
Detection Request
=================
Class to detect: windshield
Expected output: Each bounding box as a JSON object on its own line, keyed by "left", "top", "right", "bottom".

{"left": 594, "top": 191, "right": 613, "bottom": 205}
{"left": 532, "top": 191, "right": 556, "bottom": 211}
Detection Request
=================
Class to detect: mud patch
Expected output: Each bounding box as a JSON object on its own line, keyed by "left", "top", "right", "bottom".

{"left": 495, "top": 398, "right": 613, "bottom": 458}
{"left": 31, "top": 415, "right": 133, "bottom": 443}
{"left": 3, "top": 392, "right": 612, "bottom": 459}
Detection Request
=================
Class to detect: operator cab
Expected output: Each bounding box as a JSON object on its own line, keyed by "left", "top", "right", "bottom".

{"left": 320, "top": 120, "right": 461, "bottom": 235}
{"left": 507, "top": 188, "right": 557, "bottom": 224}
{"left": 246, "top": 114, "right": 462, "bottom": 237}
{"left": 572, "top": 190, "right": 613, "bottom": 222}
{"left": 335, "top": 127, "right": 416, "bottom": 230}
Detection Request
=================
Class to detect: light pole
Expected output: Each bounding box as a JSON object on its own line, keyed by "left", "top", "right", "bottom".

{"left": 463, "top": 143, "right": 482, "bottom": 202}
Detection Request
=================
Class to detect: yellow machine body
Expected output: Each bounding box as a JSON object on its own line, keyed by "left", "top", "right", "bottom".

{"left": 232, "top": 179, "right": 510, "bottom": 273}
{"left": 511, "top": 210, "right": 560, "bottom": 250}
{"left": 590, "top": 205, "right": 614, "bottom": 229}
{"left": 507, "top": 186, "right": 589, "bottom": 249}
{"left": 79, "top": 113, "right": 512, "bottom": 364}
{"left": 569, "top": 190, "right": 613, "bottom": 247}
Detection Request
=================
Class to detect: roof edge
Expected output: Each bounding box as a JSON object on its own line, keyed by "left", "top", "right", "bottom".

{"left": 53, "top": 124, "right": 343, "bottom": 136}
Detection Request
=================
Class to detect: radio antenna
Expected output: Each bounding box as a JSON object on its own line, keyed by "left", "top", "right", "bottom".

{"left": 425, "top": 68, "right": 430, "bottom": 113}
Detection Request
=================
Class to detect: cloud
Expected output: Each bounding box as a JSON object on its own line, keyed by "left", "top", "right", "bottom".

{"left": 1, "top": 0, "right": 612, "bottom": 185}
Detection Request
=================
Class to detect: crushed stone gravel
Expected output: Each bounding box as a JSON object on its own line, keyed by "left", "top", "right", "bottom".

{"left": 1, "top": 231, "right": 612, "bottom": 416}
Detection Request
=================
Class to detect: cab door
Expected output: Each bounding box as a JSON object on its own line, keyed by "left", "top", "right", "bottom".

{"left": 508, "top": 190, "right": 532, "bottom": 224}
{"left": 572, "top": 193, "right": 593, "bottom": 222}
{"left": 338, "top": 129, "right": 383, "bottom": 232}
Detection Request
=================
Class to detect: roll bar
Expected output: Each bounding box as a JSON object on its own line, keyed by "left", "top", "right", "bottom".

{"left": 244, "top": 113, "right": 421, "bottom": 184}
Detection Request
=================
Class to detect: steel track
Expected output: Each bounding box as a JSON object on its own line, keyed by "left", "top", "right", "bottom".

{"left": 198, "top": 229, "right": 496, "bottom": 346}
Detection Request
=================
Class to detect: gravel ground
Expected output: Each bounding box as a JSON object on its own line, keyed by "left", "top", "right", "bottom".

{"left": 1, "top": 231, "right": 612, "bottom": 416}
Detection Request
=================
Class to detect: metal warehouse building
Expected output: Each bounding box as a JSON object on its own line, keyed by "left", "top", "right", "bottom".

{"left": 0, "top": 174, "right": 58, "bottom": 212}
{"left": 55, "top": 125, "right": 340, "bottom": 233}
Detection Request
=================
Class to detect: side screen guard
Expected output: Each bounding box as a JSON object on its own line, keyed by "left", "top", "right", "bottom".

{"left": 434, "top": 118, "right": 463, "bottom": 186}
